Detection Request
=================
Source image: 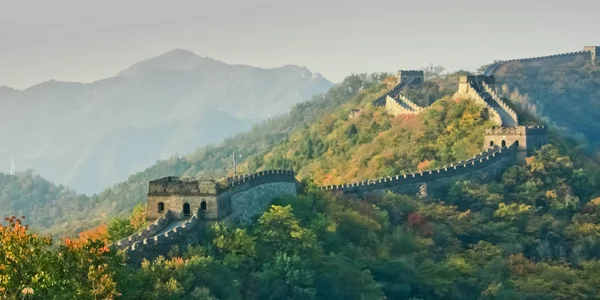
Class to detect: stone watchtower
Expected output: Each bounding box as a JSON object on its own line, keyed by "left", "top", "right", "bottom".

{"left": 483, "top": 126, "right": 548, "bottom": 161}
{"left": 458, "top": 75, "right": 495, "bottom": 94}
{"left": 584, "top": 46, "right": 599, "bottom": 64}
{"left": 396, "top": 70, "right": 424, "bottom": 85}
{"left": 146, "top": 176, "right": 219, "bottom": 222}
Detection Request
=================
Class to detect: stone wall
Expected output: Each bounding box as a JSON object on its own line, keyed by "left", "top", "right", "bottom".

{"left": 385, "top": 95, "right": 419, "bottom": 116}
{"left": 122, "top": 214, "right": 205, "bottom": 265}
{"left": 483, "top": 49, "right": 590, "bottom": 76}
{"left": 112, "top": 211, "right": 174, "bottom": 250}
{"left": 319, "top": 145, "right": 515, "bottom": 196}
{"left": 456, "top": 82, "right": 503, "bottom": 126}
{"left": 584, "top": 46, "right": 599, "bottom": 64}
{"left": 220, "top": 170, "right": 298, "bottom": 225}
{"left": 481, "top": 82, "right": 518, "bottom": 125}
{"left": 398, "top": 94, "right": 424, "bottom": 112}
{"left": 146, "top": 177, "right": 218, "bottom": 222}
{"left": 397, "top": 70, "right": 424, "bottom": 85}
{"left": 484, "top": 126, "right": 548, "bottom": 154}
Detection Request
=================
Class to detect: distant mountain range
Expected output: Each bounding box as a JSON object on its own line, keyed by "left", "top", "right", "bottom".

{"left": 0, "top": 49, "right": 333, "bottom": 193}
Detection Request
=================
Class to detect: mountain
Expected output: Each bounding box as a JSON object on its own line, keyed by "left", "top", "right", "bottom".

{"left": 491, "top": 55, "right": 600, "bottom": 149}
{"left": 0, "top": 50, "right": 333, "bottom": 193}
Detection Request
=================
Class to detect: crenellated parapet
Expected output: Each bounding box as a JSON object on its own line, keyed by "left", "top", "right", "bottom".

{"left": 374, "top": 70, "right": 424, "bottom": 107}
{"left": 112, "top": 210, "right": 175, "bottom": 250}
{"left": 483, "top": 126, "right": 548, "bottom": 161}
{"left": 396, "top": 70, "right": 424, "bottom": 85}
{"left": 385, "top": 95, "right": 421, "bottom": 116}
{"left": 319, "top": 145, "right": 515, "bottom": 195}
{"left": 123, "top": 214, "right": 203, "bottom": 264}
{"left": 461, "top": 81, "right": 503, "bottom": 126}
{"left": 483, "top": 47, "right": 594, "bottom": 76}
{"left": 223, "top": 170, "right": 296, "bottom": 191}
{"left": 398, "top": 94, "right": 424, "bottom": 112}
{"left": 481, "top": 82, "right": 518, "bottom": 126}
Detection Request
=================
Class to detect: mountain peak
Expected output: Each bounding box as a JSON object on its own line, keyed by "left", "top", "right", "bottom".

{"left": 118, "top": 49, "right": 224, "bottom": 77}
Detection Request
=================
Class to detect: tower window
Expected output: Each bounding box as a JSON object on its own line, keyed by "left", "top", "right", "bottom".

{"left": 200, "top": 201, "right": 207, "bottom": 211}
{"left": 183, "top": 203, "right": 191, "bottom": 217}
{"left": 158, "top": 202, "right": 165, "bottom": 213}
{"left": 514, "top": 140, "right": 519, "bottom": 147}
{"left": 501, "top": 140, "right": 506, "bottom": 147}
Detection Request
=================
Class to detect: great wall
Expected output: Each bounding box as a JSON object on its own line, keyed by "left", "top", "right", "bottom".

{"left": 113, "top": 46, "right": 597, "bottom": 263}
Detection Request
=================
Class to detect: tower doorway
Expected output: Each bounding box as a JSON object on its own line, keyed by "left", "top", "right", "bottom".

{"left": 501, "top": 140, "right": 506, "bottom": 147}
{"left": 183, "top": 203, "right": 191, "bottom": 217}
{"left": 200, "top": 201, "right": 207, "bottom": 211}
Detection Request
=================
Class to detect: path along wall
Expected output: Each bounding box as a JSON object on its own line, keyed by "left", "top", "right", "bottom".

{"left": 457, "top": 82, "right": 503, "bottom": 126}
{"left": 481, "top": 82, "right": 518, "bottom": 125}
{"left": 319, "top": 145, "right": 515, "bottom": 196}
{"left": 398, "top": 94, "right": 424, "bottom": 112}
{"left": 112, "top": 211, "right": 174, "bottom": 250}
{"left": 483, "top": 51, "right": 589, "bottom": 76}
{"left": 122, "top": 214, "right": 204, "bottom": 265}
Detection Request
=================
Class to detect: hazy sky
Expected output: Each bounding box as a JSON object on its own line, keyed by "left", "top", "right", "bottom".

{"left": 1, "top": 0, "right": 598, "bottom": 89}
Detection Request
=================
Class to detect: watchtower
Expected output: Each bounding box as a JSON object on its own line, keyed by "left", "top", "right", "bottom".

{"left": 458, "top": 75, "right": 495, "bottom": 94}
{"left": 483, "top": 125, "right": 548, "bottom": 161}
{"left": 583, "top": 46, "right": 599, "bottom": 64}
{"left": 396, "top": 70, "right": 424, "bottom": 85}
{"left": 146, "top": 176, "right": 219, "bottom": 222}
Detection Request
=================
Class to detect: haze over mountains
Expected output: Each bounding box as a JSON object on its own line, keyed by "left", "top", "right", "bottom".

{"left": 0, "top": 49, "right": 333, "bottom": 193}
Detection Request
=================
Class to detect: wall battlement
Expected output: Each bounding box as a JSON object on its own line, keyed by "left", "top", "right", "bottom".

{"left": 481, "top": 82, "right": 518, "bottom": 126}
{"left": 484, "top": 125, "right": 547, "bottom": 135}
{"left": 385, "top": 95, "right": 421, "bottom": 116}
{"left": 584, "top": 46, "right": 599, "bottom": 64}
{"left": 483, "top": 47, "right": 594, "bottom": 76}
{"left": 398, "top": 94, "right": 424, "bottom": 112}
{"left": 396, "top": 70, "right": 424, "bottom": 85}
{"left": 319, "top": 145, "right": 514, "bottom": 195}
{"left": 224, "top": 169, "right": 295, "bottom": 188}
{"left": 112, "top": 211, "right": 174, "bottom": 250}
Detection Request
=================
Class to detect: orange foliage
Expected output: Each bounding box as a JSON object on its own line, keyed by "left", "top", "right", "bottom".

{"left": 67, "top": 224, "right": 109, "bottom": 247}
{"left": 417, "top": 160, "right": 431, "bottom": 171}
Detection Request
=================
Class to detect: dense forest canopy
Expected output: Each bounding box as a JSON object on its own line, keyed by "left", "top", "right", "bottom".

{"left": 3, "top": 140, "right": 600, "bottom": 299}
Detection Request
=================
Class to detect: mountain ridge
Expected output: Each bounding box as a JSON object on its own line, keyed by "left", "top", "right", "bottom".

{"left": 0, "top": 49, "right": 333, "bottom": 193}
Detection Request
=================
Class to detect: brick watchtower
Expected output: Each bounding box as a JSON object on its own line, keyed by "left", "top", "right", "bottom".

{"left": 146, "top": 177, "right": 219, "bottom": 222}
{"left": 483, "top": 125, "right": 548, "bottom": 161}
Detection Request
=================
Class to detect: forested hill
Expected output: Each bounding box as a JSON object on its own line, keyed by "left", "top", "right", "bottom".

{"left": 492, "top": 55, "right": 600, "bottom": 148}
{"left": 2, "top": 73, "right": 387, "bottom": 236}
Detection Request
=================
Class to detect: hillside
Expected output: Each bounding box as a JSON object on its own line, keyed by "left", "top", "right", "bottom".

{"left": 492, "top": 54, "right": 600, "bottom": 148}
{"left": 0, "top": 49, "right": 332, "bottom": 193}
{"left": 1, "top": 73, "right": 384, "bottom": 236}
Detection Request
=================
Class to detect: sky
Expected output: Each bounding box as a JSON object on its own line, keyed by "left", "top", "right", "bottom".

{"left": 0, "top": 0, "right": 598, "bottom": 89}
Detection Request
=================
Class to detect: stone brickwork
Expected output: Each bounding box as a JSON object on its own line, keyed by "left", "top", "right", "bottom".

{"left": 483, "top": 47, "right": 595, "bottom": 76}
{"left": 584, "top": 46, "right": 599, "bottom": 64}
{"left": 220, "top": 170, "right": 298, "bottom": 224}
{"left": 122, "top": 214, "right": 205, "bottom": 265}
{"left": 223, "top": 182, "right": 298, "bottom": 225}
{"left": 396, "top": 70, "right": 424, "bottom": 85}
{"left": 483, "top": 126, "right": 548, "bottom": 160}
{"left": 319, "top": 145, "right": 515, "bottom": 196}
{"left": 373, "top": 70, "right": 424, "bottom": 106}
{"left": 146, "top": 177, "right": 218, "bottom": 222}
{"left": 456, "top": 80, "right": 503, "bottom": 126}
{"left": 113, "top": 211, "right": 174, "bottom": 250}
{"left": 481, "top": 82, "right": 518, "bottom": 125}
{"left": 385, "top": 95, "right": 421, "bottom": 116}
